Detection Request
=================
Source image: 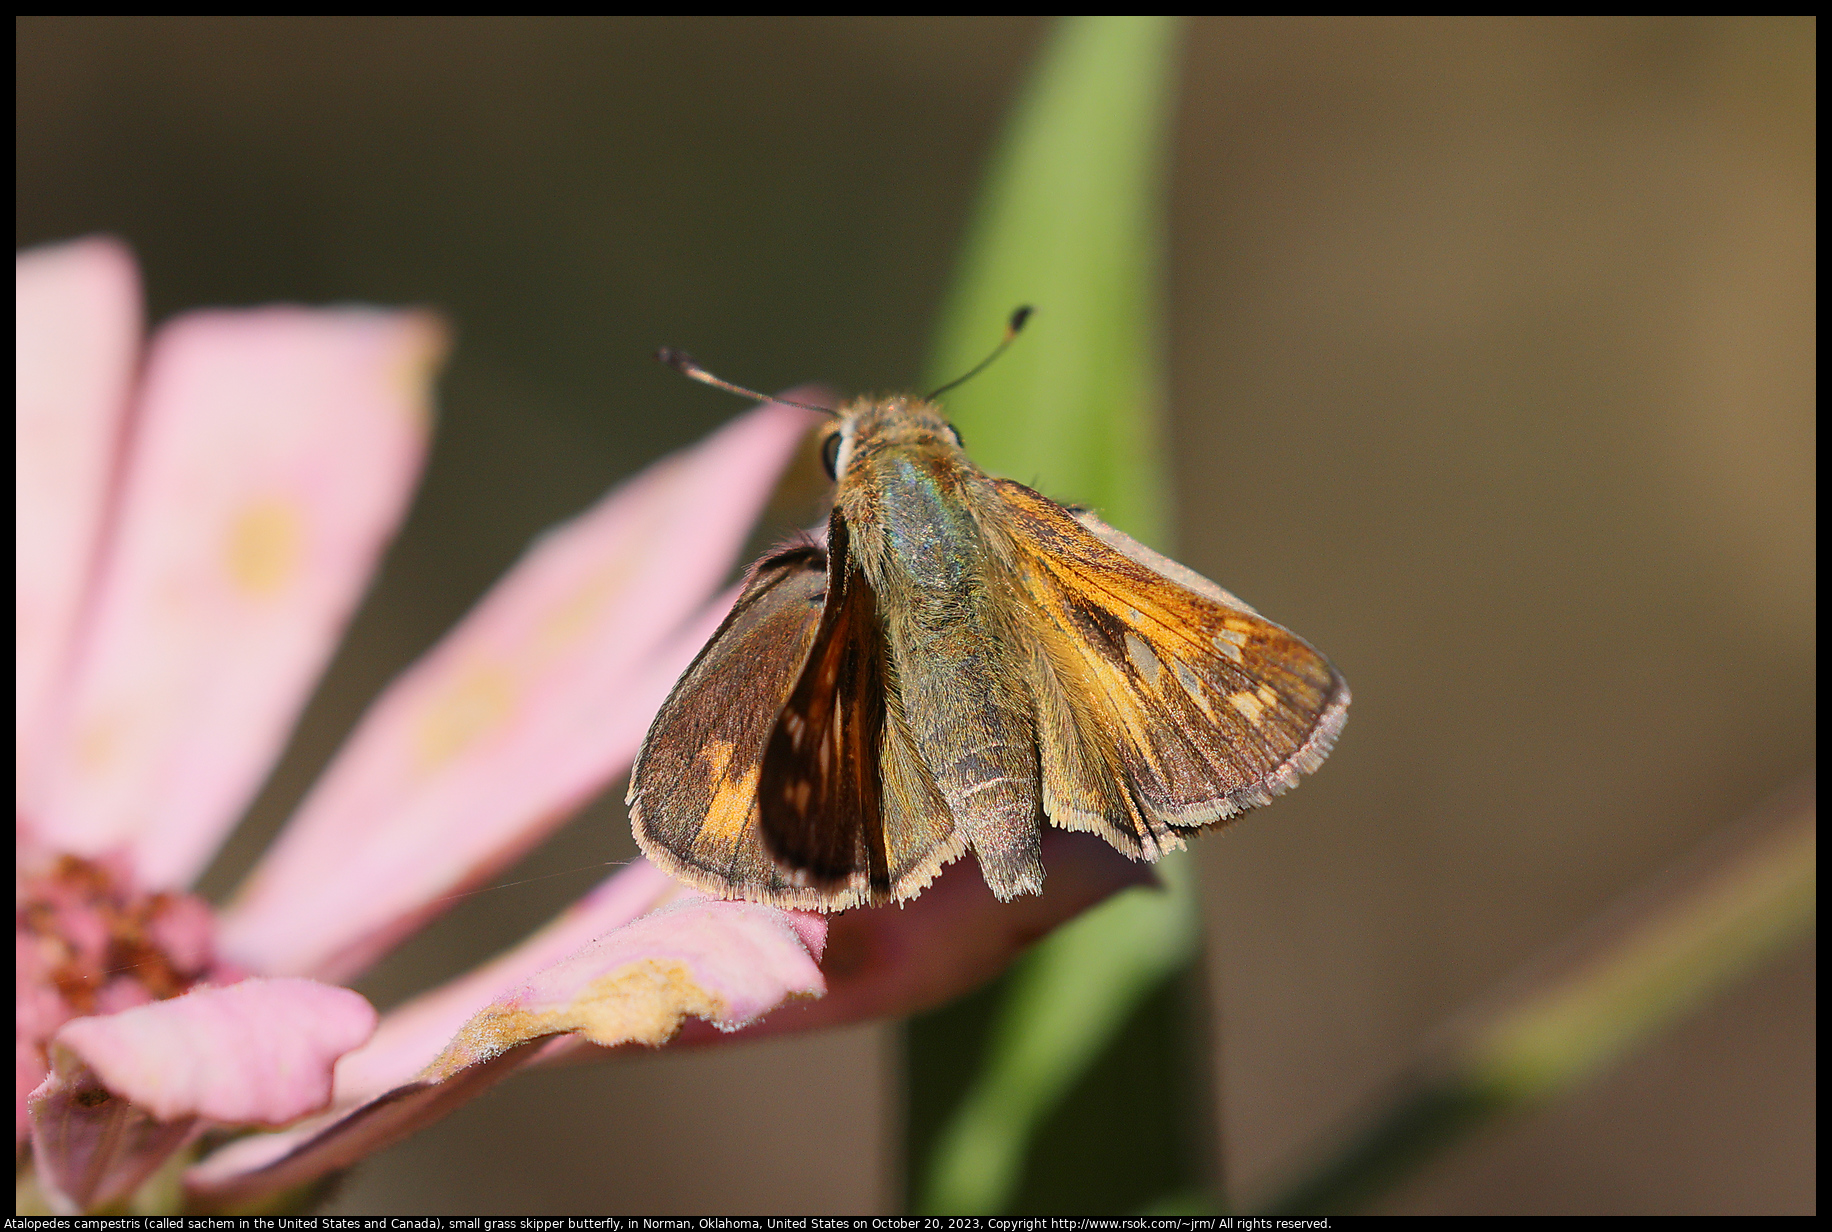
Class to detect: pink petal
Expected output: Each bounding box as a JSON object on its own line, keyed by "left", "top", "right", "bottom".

{"left": 177, "top": 862, "right": 691, "bottom": 1200}
{"left": 41, "top": 977, "right": 376, "bottom": 1123}
{"left": 29, "top": 977, "right": 375, "bottom": 1213}
{"left": 550, "top": 829, "right": 1156, "bottom": 1057}
{"left": 32, "top": 309, "right": 445, "bottom": 888}
{"left": 187, "top": 894, "right": 824, "bottom": 1210}
{"left": 218, "top": 400, "right": 823, "bottom": 982}
{"left": 16, "top": 238, "right": 140, "bottom": 812}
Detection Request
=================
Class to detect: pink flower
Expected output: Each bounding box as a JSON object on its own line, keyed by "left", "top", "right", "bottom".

{"left": 16, "top": 238, "right": 1150, "bottom": 1214}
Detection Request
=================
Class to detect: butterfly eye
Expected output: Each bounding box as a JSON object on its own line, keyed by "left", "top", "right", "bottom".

{"left": 946, "top": 422, "right": 965, "bottom": 448}
{"left": 820, "top": 430, "right": 843, "bottom": 479}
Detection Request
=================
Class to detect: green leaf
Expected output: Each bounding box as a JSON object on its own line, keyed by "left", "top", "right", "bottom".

{"left": 918, "top": 858, "right": 1201, "bottom": 1214}
{"left": 925, "top": 14, "right": 1177, "bottom": 546}
{"left": 908, "top": 16, "right": 1200, "bottom": 1216}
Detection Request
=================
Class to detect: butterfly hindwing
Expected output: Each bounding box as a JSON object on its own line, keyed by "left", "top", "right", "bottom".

{"left": 993, "top": 479, "right": 1349, "bottom": 857}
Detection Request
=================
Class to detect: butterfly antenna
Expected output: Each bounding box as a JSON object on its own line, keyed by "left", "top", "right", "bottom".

{"left": 925, "top": 305, "right": 1034, "bottom": 400}
{"left": 655, "top": 347, "right": 836, "bottom": 416}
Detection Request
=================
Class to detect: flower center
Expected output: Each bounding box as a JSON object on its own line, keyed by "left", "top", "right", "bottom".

{"left": 17, "top": 850, "right": 229, "bottom": 1059}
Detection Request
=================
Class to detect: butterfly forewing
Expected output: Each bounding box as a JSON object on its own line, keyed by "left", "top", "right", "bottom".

{"left": 994, "top": 479, "right": 1349, "bottom": 851}
{"left": 628, "top": 540, "right": 844, "bottom": 906}
{"left": 631, "top": 512, "right": 966, "bottom": 910}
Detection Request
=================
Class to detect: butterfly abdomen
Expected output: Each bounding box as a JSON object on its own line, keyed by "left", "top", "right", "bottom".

{"left": 892, "top": 626, "right": 1044, "bottom": 901}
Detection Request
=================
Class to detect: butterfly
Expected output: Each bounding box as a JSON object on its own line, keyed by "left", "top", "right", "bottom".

{"left": 629, "top": 336, "right": 1348, "bottom": 912}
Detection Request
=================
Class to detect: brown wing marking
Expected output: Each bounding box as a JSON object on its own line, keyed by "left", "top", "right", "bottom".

{"left": 758, "top": 512, "right": 890, "bottom": 901}
{"left": 995, "top": 479, "right": 1349, "bottom": 857}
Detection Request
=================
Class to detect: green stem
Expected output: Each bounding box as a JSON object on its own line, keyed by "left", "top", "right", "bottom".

{"left": 1258, "top": 778, "right": 1816, "bottom": 1215}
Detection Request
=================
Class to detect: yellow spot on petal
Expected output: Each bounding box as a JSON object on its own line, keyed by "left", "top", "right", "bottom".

{"left": 226, "top": 499, "right": 302, "bottom": 598}
{"left": 569, "top": 958, "right": 731, "bottom": 1046}
{"left": 76, "top": 715, "right": 121, "bottom": 774}
{"left": 414, "top": 662, "right": 516, "bottom": 772}
{"left": 1228, "top": 690, "right": 1265, "bottom": 724}
{"left": 535, "top": 540, "right": 642, "bottom": 657}
{"left": 427, "top": 957, "right": 729, "bottom": 1078}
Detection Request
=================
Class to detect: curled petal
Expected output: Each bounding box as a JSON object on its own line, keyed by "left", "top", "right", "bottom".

{"left": 219, "top": 399, "right": 824, "bottom": 982}
{"left": 33, "top": 309, "right": 445, "bottom": 887}
{"left": 39, "top": 978, "right": 376, "bottom": 1125}
{"left": 188, "top": 895, "right": 824, "bottom": 1209}
{"left": 331, "top": 858, "right": 681, "bottom": 1108}
{"left": 28, "top": 1081, "right": 194, "bottom": 1215}
{"left": 429, "top": 896, "right": 826, "bottom": 1074}
{"left": 16, "top": 238, "right": 140, "bottom": 809}
{"left": 29, "top": 978, "right": 375, "bottom": 1212}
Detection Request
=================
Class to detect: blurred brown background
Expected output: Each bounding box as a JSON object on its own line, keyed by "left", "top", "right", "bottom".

{"left": 17, "top": 16, "right": 1813, "bottom": 1214}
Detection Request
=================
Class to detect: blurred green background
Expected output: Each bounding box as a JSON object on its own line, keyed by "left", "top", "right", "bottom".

{"left": 18, "top": 17, "right": 1813, "bottom": 1214}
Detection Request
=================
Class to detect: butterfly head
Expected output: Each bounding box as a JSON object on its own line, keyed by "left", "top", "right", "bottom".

{"left": 661, "top": 306, "right": 1023, "bottom": 491}
{"left": 808, "top": 302, "right": 1029, "bottom": 482}
{"left": 817, "top": 396, "right": 967, "bottom": 483}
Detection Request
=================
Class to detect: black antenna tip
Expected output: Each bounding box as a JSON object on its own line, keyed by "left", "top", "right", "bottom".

{"left": 655, "top": 346, "right": 695, "bottom": 371}
{"left": 923, "top": 304, "right": 1038, "bottom": 400}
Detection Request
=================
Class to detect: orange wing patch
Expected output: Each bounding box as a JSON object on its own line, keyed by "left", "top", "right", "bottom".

{"left": 995, "top": 479, "right": 1348, "bottom": 857}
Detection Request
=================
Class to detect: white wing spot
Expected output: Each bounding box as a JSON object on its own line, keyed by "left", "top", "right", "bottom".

{"left": 1175, "top": 660, "right": 1216, "bottom": 718}
{"left": 1229, "top": 690, "right": 1265, "bottom": 723}
{"left": 1124, "top": 633, "right": 1162, "bottom": 685}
